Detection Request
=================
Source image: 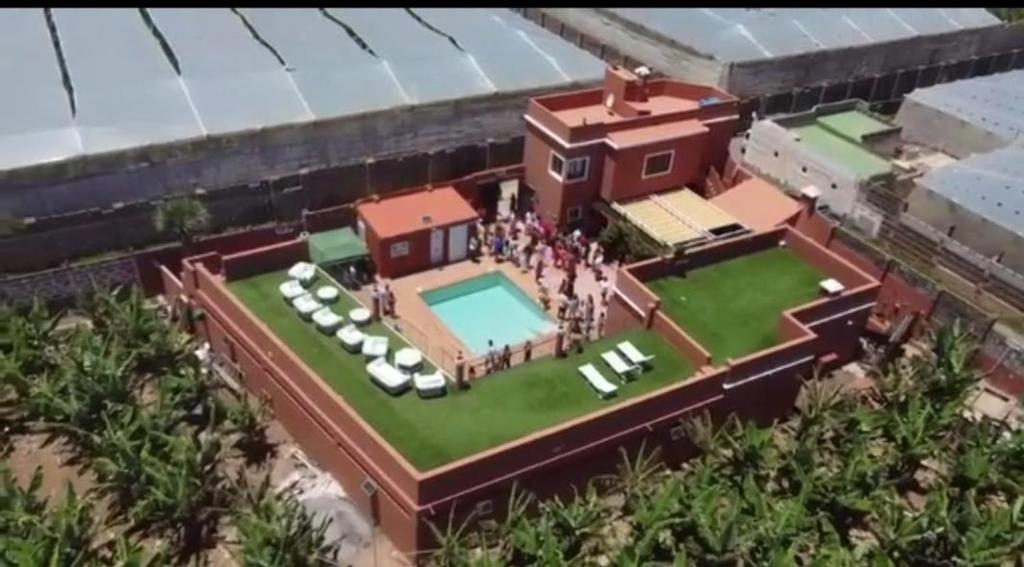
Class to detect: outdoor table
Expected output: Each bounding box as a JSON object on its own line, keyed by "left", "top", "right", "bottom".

{"left": 316, "top": 286, "right": 340, "bottom": 303}
{"left": 394, "top": 348, "right": 424, "bottom": 373}
{"left": 350, "top": 307, "right": 372, "bottom": 327}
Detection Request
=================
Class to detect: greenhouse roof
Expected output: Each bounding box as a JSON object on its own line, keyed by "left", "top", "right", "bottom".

{"left": 607, "top": 8, "right": 999, "bottom": 62}
{"left": 0, "top": 8, "right": 603, "bottom": 173}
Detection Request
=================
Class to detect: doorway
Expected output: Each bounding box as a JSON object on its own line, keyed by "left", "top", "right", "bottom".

{"left": 430, "top": 229, "right": 445, "bottom": 265}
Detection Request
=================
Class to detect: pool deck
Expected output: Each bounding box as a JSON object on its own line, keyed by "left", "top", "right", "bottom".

{"left": 355, "top": 254, "right": 618, "bottom": 372}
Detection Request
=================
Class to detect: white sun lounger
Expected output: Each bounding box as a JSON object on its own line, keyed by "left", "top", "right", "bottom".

{"left": 336, "top": 324, "right": 365, "bottom": 353}
{"left": 311, "top": 307, "right": 343, "bottom": 334}
{"left": 413, "top": 371, "right": 447, "bottom": 398}
{"left": 292, "top": 294, "right": 322, "bottom": 321}
{"left": 617, "top": 341, "right": 655, "bottom": 369}
{"left": 578, "top": 363, "right": 618, "bottom": 399}
{"left": 601, "top": 351, "right": 640, "bottom": 381}
{"left": 362, "top": 335, "right": 389, "bottom": 360}
{"left": 287, "top": 262, "right": 318, "bottom": 287}
{"left": 367, "top": 358, "right": 411, "bottom": 395}
{"left": 279, "top": 280, "right": 305, "bottom": 302}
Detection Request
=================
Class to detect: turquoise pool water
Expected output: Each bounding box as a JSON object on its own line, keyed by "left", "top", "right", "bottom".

{"left": 422, "top": 272, "right": 556, "bottom": 356}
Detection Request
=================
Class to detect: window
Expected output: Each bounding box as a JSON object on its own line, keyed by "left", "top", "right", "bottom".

{"left": 642, "top": 150, "right": 674, "bottom": 178}
{"left": 549, "top": 151, "right": 589, "bottom": 183}
{"left": 549, "top": 153, "right": 564, "bottom": 177}
{"left": 390, "top": 241, "right": 410, "bottom": 258}
{"left": 566, "top": 206, "right": 583, "bottom": 223}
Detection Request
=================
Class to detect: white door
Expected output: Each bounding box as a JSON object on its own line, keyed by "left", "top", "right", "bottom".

{"left": 430, "top": 229, "right": 445, "bottom": 265}
{"left": 448, "top": 223, "right": 468, "bottom": 262}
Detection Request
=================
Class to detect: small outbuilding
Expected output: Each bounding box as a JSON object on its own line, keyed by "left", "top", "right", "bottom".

{"left": 356, "top": 187, "right": 479, "bottom": 279}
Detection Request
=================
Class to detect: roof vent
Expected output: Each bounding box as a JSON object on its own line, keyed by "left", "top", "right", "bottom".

{"left": 422, "top": 215, "right": 433, "bottom": 225}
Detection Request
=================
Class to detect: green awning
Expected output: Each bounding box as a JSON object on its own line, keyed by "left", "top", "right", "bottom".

{"left": 308, "top": 227, "right": 368, "bottom": 267}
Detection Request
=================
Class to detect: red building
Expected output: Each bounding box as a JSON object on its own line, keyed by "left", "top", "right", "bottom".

{"left": 357, "top": 186, "right": 478, "bottom": 279}
{"left": 523, "top": 66, "right": 740, "bottom": 228}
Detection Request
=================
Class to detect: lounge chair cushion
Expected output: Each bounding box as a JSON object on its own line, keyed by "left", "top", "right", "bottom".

{"left": 336, "top": 324, "right": 365, "bottom": 352}
{"left": 601, "top": 351, "right": 640, "bottom": 381}
{"left": 279, "top": 280, "right": 305, "bottom": 301}
{"left": 292, "top": 294, "right": 322, "bottom": 320}
{"left": 413, "top": 371, "right": 447, "bottom": 398}
{"left": 350, "top": 307, "right": 372, "bottom": 326}
{"left": 362, "top": 335, "right": 389, "bottom": 359}
{"left": 367, "top": 358, "right": 411, "bottom": 395}
{"left": 578, "top": 363, "right": 618, "bottom": 399}
{"left": 287, "top": 262, "right": 318, "bottom": 286}
{"left": 617, "top": 341, "right": 655, "bottom": 367}
{"left": 312, "top": 307, "right": 343, "bottom": 333}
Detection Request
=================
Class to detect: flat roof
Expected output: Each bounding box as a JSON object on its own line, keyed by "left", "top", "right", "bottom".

{"left": 921, "top": 145, "right": 1024, "bottom": 237}
{"left": 0, "top": 8, "right": 604, "bottom": 173}
{"left": 606, "top": 120, "right": 707, "bottom": 148}
{"left": 791, "top": 123, "right": 893, "bottom": 179}
{"left": 816, "top": 110, "right": 895, "bottom": 142}
{"left": 357, "top": 187, "right": 478, "bottom": 239}
{"left": 551, "top": 95, "right": 701, "bottom": 129}
{"left": 231, "top": 269, "right": 694, "bottom": 470}
{"left": 647, "top": 247, "right": 824, "bottom": 364}
{"left": 711, "top": 177, "right": 802, "bottom": 231}
{"left": 606, "top": 8, "right": 998, "bottom": 62}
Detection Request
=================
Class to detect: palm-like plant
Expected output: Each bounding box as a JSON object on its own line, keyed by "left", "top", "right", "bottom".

{"left": 232, "top": 474, "right": 338, "bottom": 566}
{"left": 153, "top": 195, "right": 211, "bottom": 251}
{"left": 0, "top": 465, "right": 99, "bottom": 566}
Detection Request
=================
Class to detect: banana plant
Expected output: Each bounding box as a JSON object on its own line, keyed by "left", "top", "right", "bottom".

{"left": 231, "top": 473, "right": 338, "bottom": 567}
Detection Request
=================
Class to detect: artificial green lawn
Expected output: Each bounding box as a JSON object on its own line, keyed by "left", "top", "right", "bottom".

{"left": 230, "top": 270, "right": 694, "bottom": 471}
{"left": 647, "top": 248, "right": 825, "bottom": 366}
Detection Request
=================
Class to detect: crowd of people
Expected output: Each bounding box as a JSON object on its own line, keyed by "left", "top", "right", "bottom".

{"left": 462, "top": 202, "right": 614, "bottom": 377}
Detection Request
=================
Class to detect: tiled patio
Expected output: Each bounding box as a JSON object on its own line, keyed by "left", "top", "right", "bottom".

{"left": 356, "top": 253, "right": 618, "bottom": 374}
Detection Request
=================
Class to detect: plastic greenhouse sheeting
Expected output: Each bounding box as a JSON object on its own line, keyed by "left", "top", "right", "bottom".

{"left": 922, "top": 146, "right": 1024, "bottom": 236}
{"left": 415, "top": 9, "right": 577, "bottom": 92}
{"left": 326, "top": 8, "right": 495, "bottom": 105}
{"left": 0, "top": 9, "right": 81, "bottom": 171}
{"left": 904, "top": 70, "right": 1024, "bottom": 145}
{"left": 240, "top": 8, "right": 409, "bottom": 119}
{"left": 148, "top": 8, "right": 313, "bottom": 135}
{"left": 609, "top": 8, "right": 999, "bottom": 62}
{"left": 51, "top": 9, "right": 205, "bottom": 155}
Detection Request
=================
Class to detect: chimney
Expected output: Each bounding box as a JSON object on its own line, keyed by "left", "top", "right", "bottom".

{"left": 799, "top": 185, "right": 821, "bottom": 212}
{"left": 634, "top": 66, "right": 652, "bottom": 103}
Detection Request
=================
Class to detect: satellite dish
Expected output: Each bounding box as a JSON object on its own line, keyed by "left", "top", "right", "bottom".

{"left": 605, "top": 93, "right": 615, "bottom": 109}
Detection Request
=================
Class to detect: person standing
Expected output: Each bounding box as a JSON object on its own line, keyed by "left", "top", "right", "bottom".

{"left": 523, "top": 339, "right": 533, "bottom": 363}
{"left": 510, "top": 192, "right": 518, "bottom": 216}
{"left": 597, "top": 310, "right": 606, "bottom": 338}
{"left": 387, "top": 285, "right": 397, "bottom": 318}
{"left": 501, "top": 344, "right": 513, "bottom": 370}
{"left": 534, "top": 255, "right": 545, "bottom": 284}
{"left": 485, "top": 340, "right": 496, "bottom": 374}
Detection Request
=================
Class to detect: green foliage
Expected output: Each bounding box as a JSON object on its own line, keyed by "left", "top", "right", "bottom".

{"left": 231, "top": 474, "right": 339, "bottom": 567}
{"left": 153, "top": 195, "right": 210, "bottom": 248}
{"left": 989, "top": 7, "right": 1024, "bottom": 22}
{"left": 598, "top": 221, "right": 665, "bottom": 264}
{"left": 427, "top": 324, "right": 1024, "bottom": 565}
{"left": 1, "top": 290, "right": 331, "bottom": 563}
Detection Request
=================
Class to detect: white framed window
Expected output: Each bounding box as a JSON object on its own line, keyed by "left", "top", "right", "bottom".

{"left": 642, "top": 150, "right": 674, "bottom": 179}
{"left": 390, "top": 241, "right": 410, "bottom": 258}
{"left": 549, "top": 151, "right": 589, "bottom": 183}
{"left": 566, "top": 206, "right": 583, "bottom": 223}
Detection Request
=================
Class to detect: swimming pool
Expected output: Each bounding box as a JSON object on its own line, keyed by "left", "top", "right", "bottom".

{"left": 422, "top": 272, "right": 556, "bottom": 356}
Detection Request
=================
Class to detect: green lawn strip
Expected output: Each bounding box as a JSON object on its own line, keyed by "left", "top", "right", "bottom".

{"left": 647, "top": 248, "right": 825, "bottom": 366}
{"left": 230, "top": 270, "right": 692, "bottom": 470}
